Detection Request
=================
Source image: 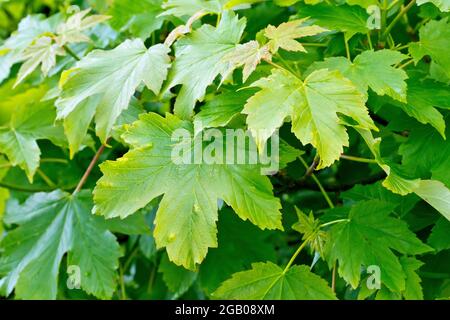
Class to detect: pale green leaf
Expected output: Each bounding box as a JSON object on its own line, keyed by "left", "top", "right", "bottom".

{"left": 417, "top": 0, "right": 450, "bottom": 12}
{"left": 243, "top": 68, "right": 376, "bottom": 169}
{"left": 93, "top": 113, "right": 282, "bottom": 269}
{"left": 55, "top": 39, "right": 170, "bottom": 146}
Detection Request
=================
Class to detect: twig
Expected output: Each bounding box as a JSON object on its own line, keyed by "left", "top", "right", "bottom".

{"left": 73, "top": 142, "right": 107, "bottom": 194}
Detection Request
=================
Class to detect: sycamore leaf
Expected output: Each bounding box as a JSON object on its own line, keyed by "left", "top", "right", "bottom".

{"left": 326, "top": 200, "right": 432, "bottom": 291}
{"left": 292, "top": 207, "right": 327, "bottom": 255}
{"left": 193, "top": 88, "right": 257, "bottom": 134}
{"left": 93, "top": 112, "right": 282, "bottom": 269}
{"left": 243, "top": 68, "right": 376, "bottom": 169}
{"left": 264, "top": 18, "right": 327, "bottom": 53}
{"left": 159, "top": 253, "right": 198, "bottom": 298}
{"left": 165, "top": 11, "right": 246, "bottom": 119}
{"left": 400, "top": 257, "right": 424, "bottom": 300}
{"left": 428, "top": 218, "right": 450, "bottom": 252}
{"left": 413, "top": 180, "right": 450, "bottom": 221}
{"left": 213, "top": 262, "right": 336, "bottom": 299}
{"left": 0, "top": 14, "right": 60, "bottom": 83}
{"left": 417, "top": 0, "right": 450, "bottom": 12}
{"left": 55, "top": 8, "right": 110, "bottom": 46}
{"left": 222, "top": 41, "right": 271, "bottom": 82}
{"left": 0, "top": 190, "right": 121, "bottom": 299}
{"left": 409, "top": 18, "right": 450, "bottom": 78}
{"left": 297, "top": 3, "right": 369, "bottom": 39}
{"left": 310, "top": 50, "right": 408, "bottom": 102}
{"left": 161, "top": 0, "right": 226, "bottom": 17}
{"left": 109, "top": 0, "right": 164, "bottom": 39}
{"left": 0, "top": 85, "right": 65, "bottom": 181}
{"left": 14, "top": 36, "right": 65, "bottom": 87}
{"left": 55, "top": 39, "right": 170, "bottom": 149}
{"left": 199, "top": 209, "right": 277, "bottom": 295}
{"left": 393, "top": 77, "right": 450, "bottom": 138}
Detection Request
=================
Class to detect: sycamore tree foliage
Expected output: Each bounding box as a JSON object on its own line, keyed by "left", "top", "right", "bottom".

{"left": 0, "top": 0, "right": 449, "bottom": 300}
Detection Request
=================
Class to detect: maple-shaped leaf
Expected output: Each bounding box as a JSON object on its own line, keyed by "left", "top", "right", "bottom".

{"left": 409, "top": 18, "right": 450, "bottom": 79}
{"left": 0, "top": 190, "right": 121, "bottom": 299}
{"left": 109, "top": 0, "right": 164, "bottom": 39}
{"left": 14, "top": 36, "right": 65, "bottom": 87}
{"left": 0, "top": 85, "right": 65, "bottom": 181}
{"left": 55, "top": 39, "right": 170, "bottom": 151}
{"left": 243, "top": 68, "right": 376, "bottom": 169}
{"left": 388, "top": 77, "right": 450, "bottom": 138}
{"left": 292, "top": 207, "right": 327, "bottom": 256}
{"left": 310, "top": 50, "right": 408, "bottom": 102}
{"left": 297, "top": 3, "right": 369, "bottom": 39}
{"left": 213, "top": 261, "right": 336, "bottom": 299}
{"left": 325, "top": 200, "right": 432, "bottom": 292}
{"left": 93, "top": 112, "right": 282, "bottom": 269}
{"left": 357, "top": 128, "right": 450, "bottom": 220}
{"left": 193, "top": 88, "right": 257, "bottom": 134}
{"left": 55, "top": 8, "right": 110, "bottom": 46}
{"left": 0, "top": 14, "right": 60, "bottom": 83}
{"left": 165, "top": 11, "right": 246, "bottom": 119}
{"left": 161, "top": 0, "right": 226, "bottom": 17}
{"left": 428, "top": 218, "right": 450, "bottom": 252}
{"left": 199, "top": 208, "right": 277, "bottom": 295}
{"left": 222, "top": 41, "right": 271, "bottom": 82}
{"left": 417, "top": 0, "right": 449, "bottom": 12}
{"left": 264, "top": 18, "right": 327, "bottom": 53}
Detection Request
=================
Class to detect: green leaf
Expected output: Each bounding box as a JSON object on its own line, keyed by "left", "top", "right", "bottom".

{"left": 413, "top": 180, "right": 450, "bottom": 221}
{"left": 310, "top": 50, "right": 408, "bottom": 102}
{"left": 193, "top": 88, "right": 256, "bottom": 134}
{"left": 15, "top": 36, "right": 64, "bottom": 87}
{"left": 297, "top": 3, "right": 369, "bottom": 39}
{"left": 199, "top": 208, "right": 277, "bottom": 294}
{"left": 326, "top": 200, "right": 432, "bottom": 291}
{"left": 161, "top": 0, "right": 226, "bottom": 17}
{"left": 409, "top": 18, "right": 450, "bottom": 79}
{"left": 0, "top": 85, "right": 65, "bottom": 181}
{"left": 0, "top": 190, "right": 121, "bottom": 299}
{"left": 243, "top": 68, "right": 376, "bottom": 169}
{"left": 428, "top": 218, "right": 450, "bottom": 252}
{"left": 213, "top": 261, "right": 336, "bottom": 299}
{"left": 400, "top": 257, "right": 424, "bottom": 300}
{"left": 166, "top": 10, "right": 246, "bottom": 119}
{"left": 159, "top": 253, "right": 198, "bottom": 298}
{"left": 0, "top": 187, "right": 9, "bottom": 236}
{"left": 417, "top": 0, "right": 450, "bottom": 12}
{"left": 264, "top": 18, "right": 327, "bottom": 53}
{"left": 109, "top": 0, "right": 164, "bottom": 39}
{"left": 395, "top": 77, "right": 450, "bottom": 138}
{"left": 292, "top": 207, "right": 327, "bottom": 255}
{"left": 55, "top": 39, "right": 170, "bottom": 149}
{"left": 93, "top": 112, "right": 282, "bottom": 269}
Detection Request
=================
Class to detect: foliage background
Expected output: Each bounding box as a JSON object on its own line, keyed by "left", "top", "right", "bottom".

{"left": 0, "top": 0, "right": 449, "bottom": 300}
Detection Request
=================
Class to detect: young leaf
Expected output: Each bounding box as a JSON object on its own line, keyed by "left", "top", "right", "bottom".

{"left": 0, "top": 190, "right": 121, "bottom": 299}
{"left": 310, "top": 50, "right": 408, "bottom": 102}
{"left": 93, "top": 112, "right": 282, "bottom": 269}
{"left": 326, "top": 200, "right": 432, "bottom": 292}
{"left": 213, "top": 262, "right": 336, "bottom": 299}
{"left": 292, "top": 207, "right": 327, "bottom": 255}
{"left": 264, "top": 18, "right": 327, "bottom": 53}
{"left": 55, "top": 39, "right": 170, "bottom": 148}
{"left": 243, "top": 68, "right": 376, "bottom": 169}
{"left": 165, "top": 11, "right": 246, "bottom": 119}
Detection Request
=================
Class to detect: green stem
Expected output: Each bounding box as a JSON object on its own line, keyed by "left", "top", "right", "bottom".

{"left": 383, "top": 0, "right": 417, "bottom": 38}
{"left": 301, "top": 42, "right": 328, "bottom": 47}
{"left": 119, "top": 265, "right": 127, "bottom": 300}
{"left": 344, "top": 36, "right": 351, "bottom": 60}
{"left": 36, "top": 169, "right": 57, "bottom": 188}
{"left": 367, "top": 32, "right": 373, "bottom": 50}
{"left": 63, "top": 44, "right": 81, "bottom": 61}
{"left": 398, "top": 59, "right": 414, "bottom": 69}
{"left": 0, "top": 181, "right": 53, "bottom": 192}
{"left": 283, "top": 234, "right": 314, "bottom": 273}
{"left": 265, "top": 59, "right": 302, "bottom": 81}
{"left": 340, "top": 154, "right": 377, "bottom": 164}
{"left": 320, "top": 219, "right": 350, "bottom": 228}
{"left": 41, "top": 158, "right": 69, "bottom": 164}
{"left": 299, "top": 156, "right": 335, "bottom": 209}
